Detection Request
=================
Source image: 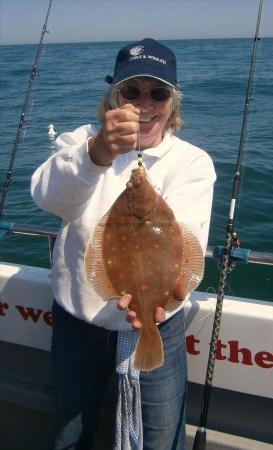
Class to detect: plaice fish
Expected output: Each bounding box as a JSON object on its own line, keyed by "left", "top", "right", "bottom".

{"left": 84, "top": 168, "right": 204, "bottom": 372}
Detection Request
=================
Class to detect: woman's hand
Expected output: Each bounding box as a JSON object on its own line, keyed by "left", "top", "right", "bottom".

{"left": 117, "top": 293, "right": 166, "bottom": 330}
{"left": 89, "top": 104, "right": 140, "bottom": 166}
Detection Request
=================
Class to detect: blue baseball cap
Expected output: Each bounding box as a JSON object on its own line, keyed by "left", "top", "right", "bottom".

{"left": 105, "top": 38, "right": 177, "bottom": 87}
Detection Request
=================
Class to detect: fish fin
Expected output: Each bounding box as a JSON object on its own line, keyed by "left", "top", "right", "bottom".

{"left": 84, "top": 213, "right": 119, "bottom": 301}
{"left": 165, "top": 224, "right": 204, "bottom": 312}
{"left": 134, "top": 325, "right": 164, "bottom": 372}
{"left": 174, "top": 223, "right": 204, "bottom": 300}
{"left": 164, "top": 297, "right": 183, "bottom": 313}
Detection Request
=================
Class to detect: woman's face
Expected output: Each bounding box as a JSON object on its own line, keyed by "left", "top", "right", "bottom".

{"left": 117, "top": 77, "right": 172, "bottom": 150}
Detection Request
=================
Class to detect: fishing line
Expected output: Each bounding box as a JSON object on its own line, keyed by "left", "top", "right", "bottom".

{"left": 0, "top": 0, "right": 54, "bottom": 221}
{"left": 234, "top": 38, "right": 263, "bottom": 230}
{"left": 192, "top": 1, "right": 264, "bottom": 449}
{"left": 136, "top": 128, "right": 144, "bottom": 170}
{"left": 21, "top": 96, "right": 35, "bottom": 143}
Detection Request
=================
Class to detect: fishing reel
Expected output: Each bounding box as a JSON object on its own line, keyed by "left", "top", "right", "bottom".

{"left": 214, "top": 232, "right": 251, "bottom": 273}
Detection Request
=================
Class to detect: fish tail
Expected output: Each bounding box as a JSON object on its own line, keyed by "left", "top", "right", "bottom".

{"left": 134, "top": 324, "right": 164, "bottom": 372}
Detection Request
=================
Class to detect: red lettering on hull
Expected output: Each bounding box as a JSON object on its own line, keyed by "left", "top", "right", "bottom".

{"left": 186, "top": 337, "right": 273, "bottom": 370}
{"left": 255, "top": 351, "right": 273, "bottom": 369}
{"left": 228, "top": 340, "right": 253, "bottom": 365}
{"left": 16, "top": 306, "right": 43, "bottom": 322}
{"left": 186, "top": 335, "right": 200, "bottom": 355}
{"left": 15, "top": 305, "right": 52, "bottom": 325}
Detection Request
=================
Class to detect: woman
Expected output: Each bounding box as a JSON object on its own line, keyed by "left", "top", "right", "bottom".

{"left": 31, "top": 38, "right": 216, "bottom": 450}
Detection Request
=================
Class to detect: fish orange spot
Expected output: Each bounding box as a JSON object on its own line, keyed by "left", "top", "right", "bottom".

{"left": 141, "top": 285, "right": 148, "bottom": 291}
{"left": 122, "top": 235, "right": 127, "bottom": 241}
{"left": 174, "top": 264, "right": 179, "bottom": 268}
{"left": 164, "top": 291, "right": 170, "bottom": 296}
{"left": 154, "top": 244, "right": 160, "bottom": 249}
{"left": 107, "top": 260, "right": 112, "bottom": 265}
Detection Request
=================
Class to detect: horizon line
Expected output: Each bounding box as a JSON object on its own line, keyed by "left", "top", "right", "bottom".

{"left": 1, "top": 35, "right": 273, "bottom": 47}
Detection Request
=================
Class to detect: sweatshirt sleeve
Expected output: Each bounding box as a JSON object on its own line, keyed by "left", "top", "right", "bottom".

{"left": 31, "top": 125, "right": 110, "bottom": 221}
{"left": 163, "top": 148, "right": 216, "bottom": 254}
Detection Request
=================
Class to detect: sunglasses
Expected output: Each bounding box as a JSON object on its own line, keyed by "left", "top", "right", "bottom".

{"left": 118, "top": 85, "right": 172, "bottom": 102}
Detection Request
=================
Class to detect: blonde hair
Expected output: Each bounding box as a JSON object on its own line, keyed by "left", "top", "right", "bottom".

{"left": 98, "top": 77, "right": 182, "bottom": 133}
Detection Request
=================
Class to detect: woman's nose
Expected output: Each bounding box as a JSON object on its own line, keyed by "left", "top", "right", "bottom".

{"left": 136, "top": 91, "right": 154, "bottom": 108}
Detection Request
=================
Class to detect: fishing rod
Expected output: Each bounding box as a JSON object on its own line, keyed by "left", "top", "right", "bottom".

{"left": 193, "top": 1, "right": 264, "bottom": 449}
{"left": 0, "top": 0, "right": 54, "bottom": 221}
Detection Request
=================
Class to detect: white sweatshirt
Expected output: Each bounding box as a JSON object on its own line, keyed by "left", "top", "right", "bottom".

{"left": 31, "top": 125, "right": 216, "bottom": 330}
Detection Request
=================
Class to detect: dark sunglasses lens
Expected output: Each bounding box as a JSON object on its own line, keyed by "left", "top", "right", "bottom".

{"left": 151, "top": 88, "right": 171, "bottom": 101}
{"left": 120, "top": 86, "right": 140, "bottom": 100}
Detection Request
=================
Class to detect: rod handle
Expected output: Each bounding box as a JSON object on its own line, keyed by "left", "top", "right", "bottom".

{"left": 192, "top": 428, "right": 207, "bottom": 450}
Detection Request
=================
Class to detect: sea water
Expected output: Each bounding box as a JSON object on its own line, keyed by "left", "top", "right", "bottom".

{"left": 0, "top": 38, "right": 272, "bottom": 300}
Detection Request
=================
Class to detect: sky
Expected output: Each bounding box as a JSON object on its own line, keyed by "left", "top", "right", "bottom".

{"left": 0, "top": 0, "right": 273, "bottom": 45}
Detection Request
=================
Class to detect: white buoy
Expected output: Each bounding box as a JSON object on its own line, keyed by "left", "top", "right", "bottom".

{"left": 48, "top": 124, "right": 57, "bottom": 137}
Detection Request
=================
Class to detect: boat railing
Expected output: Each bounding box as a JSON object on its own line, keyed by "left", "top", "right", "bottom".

{"left": 0, "top": 221, "right": 273, "bottom": 267}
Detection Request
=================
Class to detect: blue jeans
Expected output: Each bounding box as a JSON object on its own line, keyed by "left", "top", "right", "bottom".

{"left": 51, "top": 301, "right": 187, "bottom": 450}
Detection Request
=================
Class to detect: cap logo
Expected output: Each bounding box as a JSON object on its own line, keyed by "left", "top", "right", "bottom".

{"left": 130, "top": 46, "right": 145, "bottom": 56}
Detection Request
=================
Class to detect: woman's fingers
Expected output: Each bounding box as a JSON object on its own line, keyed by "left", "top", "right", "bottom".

{"left": 117, "top": 294, "right": 166, "bottom": 331}
{"left": 126, "top": 310, "right": 142, "bottom": 330}
{"left": 102, "top": 105, "right": 140, "bottom": 154}
{"left": 116, "top": 293, "right": 132, "bottom": 310}
{"left": 155, "top": 307, "right": 166, "bottom": 323}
